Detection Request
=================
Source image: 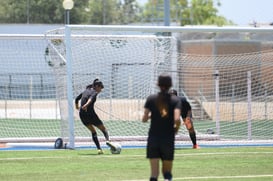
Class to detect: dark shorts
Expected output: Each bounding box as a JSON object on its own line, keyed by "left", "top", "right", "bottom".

{"left": 146, "top": 136, "right": 175, "bottom": 160}
{"left": 79, "top": 110, "right": 103, "bottom": 127}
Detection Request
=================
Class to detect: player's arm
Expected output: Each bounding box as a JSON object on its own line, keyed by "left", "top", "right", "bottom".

{"left": 142, "top": 108, "right": 150, "bottom": 122}
{"left": 81, "top": 97, "right": 91, "bottom": 111}
{"left": 183, "top": 110, "right": 193, "bottom": 130}
{"left": 174, "top": 98, "right": 181, "bottom": 134}
{"left": 174, "top": 108, "right": 181, "bottom": 134}
{"left": 75, "top": 93, "right": 82, "bottom": 110}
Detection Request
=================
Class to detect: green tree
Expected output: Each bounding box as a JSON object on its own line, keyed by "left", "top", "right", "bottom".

{"left": 28, "top": 0, "right": 63, "bottom": 24}
{"left": 0, "top": 0, "right": 63, "bottom": 23}
{"left": 84, "top": 0, "right": 118, "bottom": 25}
{"left": 67, "top": 0, "right": 90, "bottom": 24}
{"left": 84, "top": 0, "right": 141, "bottom": 25}
{"left": 117, "top": 0, "right": 142, "bottom": 24}
{"left": 0, "top": 0, "right": 141, "bottom": 24}
{"left": 0, "top": 0, "right": 29, "bottom": 23}
{"left": 141, "top": 0, "right": 233, "bottom": 26}
{"left": 0, "top": 0, "right": 231, "bottom": 25}
{"left": 0, "top": 0, "right": 91, "bottom": 24}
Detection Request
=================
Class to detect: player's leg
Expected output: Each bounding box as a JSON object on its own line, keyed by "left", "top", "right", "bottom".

{"left": 80, "top": 112, "right": 103, "bottom": 154}
{"left": 92, "top": 113, "right": 117, "bottom": 151}
{"left": 86, "top": 124, "right": 103, "bottom": 153}
{"left": 162, "top": 160, "right": 173, "bottom": 181}
{"left": 160, "top": 139, "right": 174, "bottom": 181}
{"left": 189, "top": 128, "right": 198, "bottom": 149}
{"left": 92, "top": 113, "right": 110, "bottom": 141}
{"left": 96, "top": 123, "right": 118, "bottom": 151}
{"left": 147, "top": 138, "right": 161, "bottom": 181}
{"left": 150, "top": 158, "right": 160, "bottom": 181}
{"left": 96, "top": 124, "right": 110, "bottom": 141}
{"left": 184, "top": 117, "right": 198, "bottom": 148}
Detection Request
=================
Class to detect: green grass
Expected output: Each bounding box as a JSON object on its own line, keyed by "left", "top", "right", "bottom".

{"left": 1, "top": 147, "right": 273, "bottom": 181}
{"left": 1, "top": 119, "right": 273, "bottom": 139}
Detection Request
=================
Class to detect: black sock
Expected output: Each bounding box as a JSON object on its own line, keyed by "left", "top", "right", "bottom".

{"left": 189, "top": 131, "right": 197, "bottom": 145}
{"left": 92, "top": 132, "right": 101, "bottom": 149}
{"left": 163, "top": 172, "right": 172, "bottom": 180}
{"left": 150, "top": 177, "right": 157, "bottom": 181}
{"left": 102, "top": 130, "right": 109, "bottom": 141}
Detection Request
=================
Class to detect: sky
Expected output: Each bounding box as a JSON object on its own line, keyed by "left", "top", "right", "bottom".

{"left": 137, "top": 0, "right": 273, "bottom": 26}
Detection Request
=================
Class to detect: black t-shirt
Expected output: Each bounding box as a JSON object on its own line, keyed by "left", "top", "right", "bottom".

{"left": 144, "top": 92, "right": 181, "bottom": 138}
{"left": 75, "top": 88, "right": 98, "bottom": 113}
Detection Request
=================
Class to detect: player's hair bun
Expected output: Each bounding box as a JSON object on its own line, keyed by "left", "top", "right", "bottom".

{"left": 93, "top": 78, "right": 104, "bottom": 88}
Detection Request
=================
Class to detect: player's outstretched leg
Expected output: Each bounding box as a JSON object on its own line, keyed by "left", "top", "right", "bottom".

{"left": 91, "top": 132, "right": 104, "bottom": 154}
{"left": 97, "top": 124, "right": 115, "bottom": 150}
{"left": 189, "top": 129, "right": 199, "bottom": 149}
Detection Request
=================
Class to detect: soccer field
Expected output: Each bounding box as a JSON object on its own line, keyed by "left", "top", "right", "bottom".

{"left": 1, "top": 147, "right": 273, "bottom": 181}
{"left": 1, "top": 26, "right": 273, "bottom": 181}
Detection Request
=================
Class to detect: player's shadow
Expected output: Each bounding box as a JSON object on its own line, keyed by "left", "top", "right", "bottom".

{"left": 175, "top": 147, "right": 196, "bottom": 150}
{"left": 78, "top": 153, "right": 107, "bottom": 156}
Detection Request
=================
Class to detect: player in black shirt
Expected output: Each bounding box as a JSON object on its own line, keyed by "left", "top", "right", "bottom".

{"left": 142, "top": 74, "right": 181, "bottom": 181}
{"left": 169, "top": 89, "right": 199, "bottom": 149}
{"left": 75, "top": 79, "right": 111, "bottom": 154}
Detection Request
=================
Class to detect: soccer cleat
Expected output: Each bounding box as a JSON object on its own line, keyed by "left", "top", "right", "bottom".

{"left": 193, "top": 144, "right": 200, "bottom": 149}
{"left": 97, "top": 149, "right": 104, "bottom": 154}
{"left": 106, "top": 141, "right": 116, "bottom": 151}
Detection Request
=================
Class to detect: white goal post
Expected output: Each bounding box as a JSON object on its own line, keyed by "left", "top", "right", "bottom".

{"left": 1, "top": 25, "right": 273, "bottom": 149}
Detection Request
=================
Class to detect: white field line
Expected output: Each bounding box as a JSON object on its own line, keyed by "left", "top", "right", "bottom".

{"left": 175, "top": 151, "right": 273, "bottom": 156}
{"left": 0, "top": 156, "right": 70, "bottom": 161}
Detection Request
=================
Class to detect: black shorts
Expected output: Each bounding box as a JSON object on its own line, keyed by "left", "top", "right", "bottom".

{"left": 146, "top": 136, "right": 175, "bottom": 160}
{"left": 79, "top": 110, "right": 103, "bottom": 127}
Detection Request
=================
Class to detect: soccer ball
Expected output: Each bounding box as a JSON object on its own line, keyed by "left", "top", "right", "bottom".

{"left": 110, "top": 143, "right": 122, "bottom": 154}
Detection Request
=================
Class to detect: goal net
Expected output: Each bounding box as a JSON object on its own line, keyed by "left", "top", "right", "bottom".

{"left": 44, "top": 25, "right": 273, "bottom": 148}
{"left": 0, "top": 34, "right": 60, "bottom": 144}
{"left": 1, "top": 26, "right": 273, "bottom": 149}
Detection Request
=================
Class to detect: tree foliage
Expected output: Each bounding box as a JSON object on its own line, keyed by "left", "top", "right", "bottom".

{"left": 142, "top": 0, "right": 233, "bottom": 26}
{"left": 84, "top": 0, "right": 141, "bottom": 25}
{"left": 0, "top": 0, "right": 141, "bottom": 24}
{"left": 0, "top": 0, "right": 65, "bottom": 24}
{"left": 0, "top": 0, "right": 232, "bottom": 26}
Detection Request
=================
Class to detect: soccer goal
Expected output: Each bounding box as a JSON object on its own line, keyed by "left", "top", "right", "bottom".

{"left": 1, "top": 26, "right": 273, "bottom": 149}
{"left": 43, "top": 25, "right": 273, "bottom": 148}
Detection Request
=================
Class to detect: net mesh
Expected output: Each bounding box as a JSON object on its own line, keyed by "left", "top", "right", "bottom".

{"left": 0, "top": 26, "right": 273, "bottom": 148}
{"left": 0, "top": 35, "right": 61, "bottom": 141}
{"left": 45, "top": 26, "right": 273, "bottom": 144}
